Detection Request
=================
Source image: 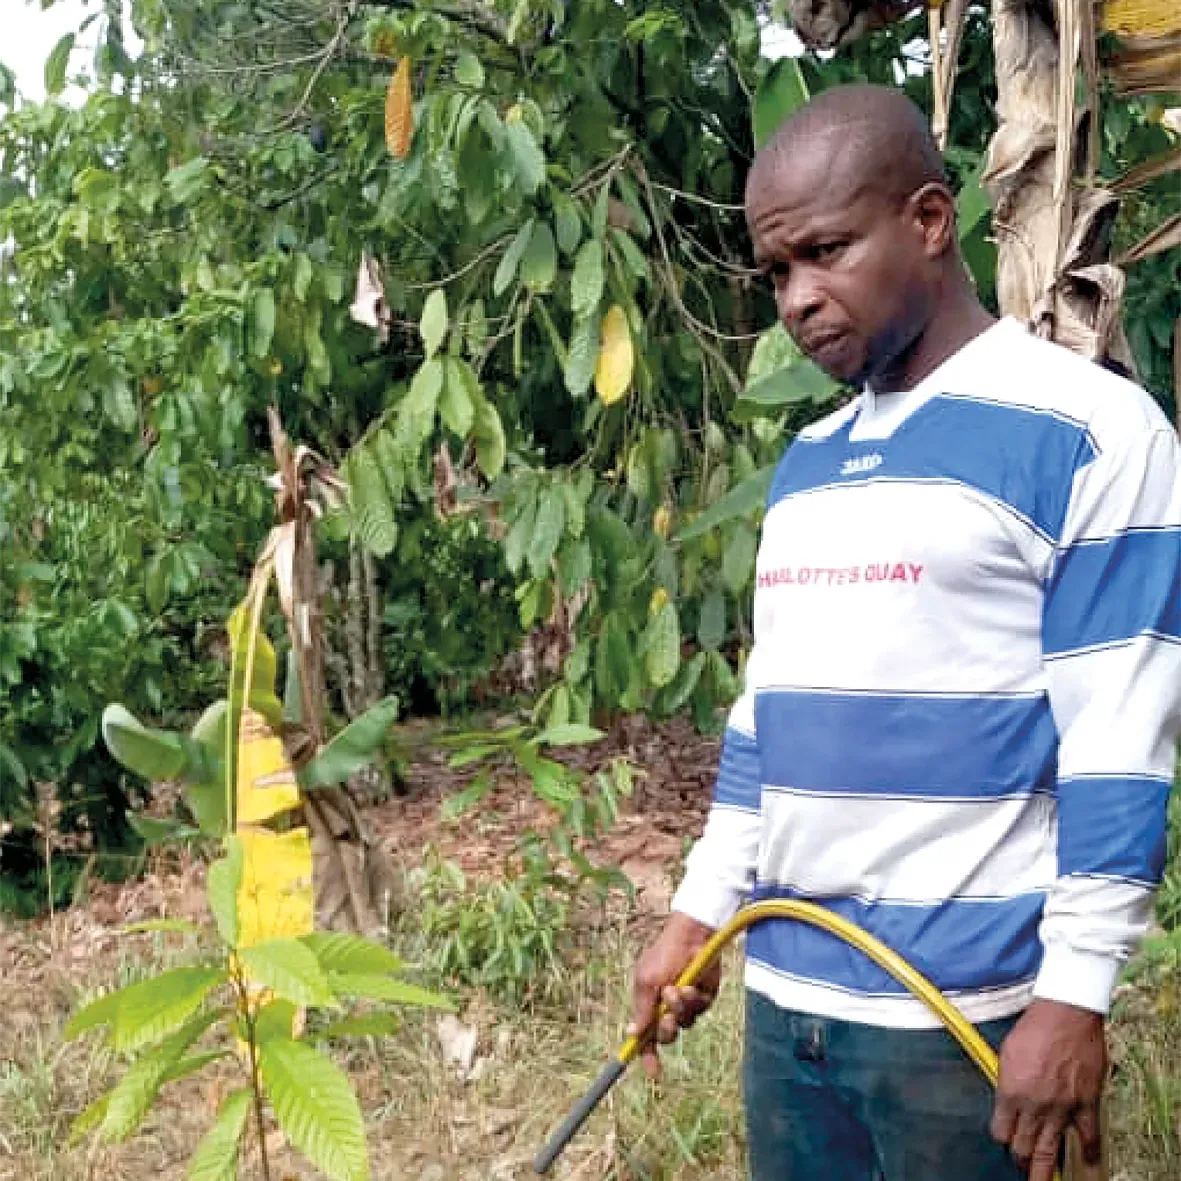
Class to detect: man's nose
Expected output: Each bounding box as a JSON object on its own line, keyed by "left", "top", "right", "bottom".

{"left": 777, "top": 268, "right": 824, "bottom": 329}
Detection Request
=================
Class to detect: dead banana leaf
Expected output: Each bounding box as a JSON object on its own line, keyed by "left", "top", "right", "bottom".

{"left": 1106, "top": 34, "right": 1181, "bottom": 95}
{"left": 1119, "top": 212, "right": 1181, "bottom": 265}
{"left": 1111, "top": 146, "right": 1181, "bottom": 192}
{"left": 237, "top": 706, "right": 301, "bottom": 825}
{"left": 385, "top": 57, "right": 413, "bottom": 159}
{"left": 594, "top": 306, "right": 634, "bottom": 406}
{"left": 1102, "top": 0, "right": 1181, "bottom": 38}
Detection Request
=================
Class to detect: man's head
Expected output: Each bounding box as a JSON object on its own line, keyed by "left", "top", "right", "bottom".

{"left": 745, "top": 84, "right": 961, "bottom": 387}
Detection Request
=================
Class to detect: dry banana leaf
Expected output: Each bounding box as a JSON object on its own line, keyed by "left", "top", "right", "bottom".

{"left": 1102, "top": 0, "right": 1181, "bottom": 38}
{"left": 1119, "top": 212, "right": 1181, "bottom": 264}
{"left": 1111, "top": 146, "right": 1181, "bottom": 192}
{"left": 1106, "top": 34, "right": 1181, "bottom": 96}
{"left": 385, "top": 56, "right": 414, "bottom": 158}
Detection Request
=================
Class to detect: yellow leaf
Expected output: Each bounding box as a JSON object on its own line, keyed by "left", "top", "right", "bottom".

{"left": 594, "top": 306, "right": 634, "bottom": 406}
{"left": 237, "top": 827, "right": 314, "bottom": 949}
{"left": 1102, "top": 0, "right": 1181, "bottom": 37}
{"left": 649, "top": 587, "right": 669, "bottom": 617}
{"left": 236, "top": 707, "right": 300, "bottom": 825}
{"left": 653, "top": 505, "right": 672, "bottom": 539}
{"left": 385, "top": 57, "right": 413, "bottom": 159}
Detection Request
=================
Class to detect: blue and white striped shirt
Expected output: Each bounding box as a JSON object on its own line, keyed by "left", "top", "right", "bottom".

{"left": 672, "top": 318, "right": 1181, "bottom": 1027}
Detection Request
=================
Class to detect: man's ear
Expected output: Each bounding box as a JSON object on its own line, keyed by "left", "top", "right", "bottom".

{"left": 909, "top": 183, "right": 957, "bottom": 258}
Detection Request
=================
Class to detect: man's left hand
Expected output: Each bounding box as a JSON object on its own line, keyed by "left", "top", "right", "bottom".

{"left": 990, "top": 998, "right": 1106, "bottom": 1180}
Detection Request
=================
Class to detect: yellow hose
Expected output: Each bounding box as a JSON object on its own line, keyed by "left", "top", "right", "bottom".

{"left": 534, "top": 898, "right": 1063, "bottom": 1179}
{"left": 618, "top": 898, "right": 998, "bottom": 1082}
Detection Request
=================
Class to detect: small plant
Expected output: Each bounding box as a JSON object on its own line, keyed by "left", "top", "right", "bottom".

{"left": 410, "top": 851, "right": 574, "bottom": 1006}
{"left": 68, "top": 422, "right": 450, "bottom": 1179}
{"left": 66, "top": 840, "right": 451, "bottom": 1180}
{"left": 439, "top": 718, "right": 636, "bottom": 896}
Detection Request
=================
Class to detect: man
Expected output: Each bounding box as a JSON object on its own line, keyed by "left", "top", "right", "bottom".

{"left": 630, "top": 84, "right": 1181, "bottom": 1181}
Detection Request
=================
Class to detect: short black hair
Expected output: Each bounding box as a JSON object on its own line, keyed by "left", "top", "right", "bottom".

{"left": 749, "top": 84, "right": 947, "bottom": 208}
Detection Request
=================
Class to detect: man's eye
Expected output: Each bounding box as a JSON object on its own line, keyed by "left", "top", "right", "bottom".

{"left": 815, "top": 240, "right": 846, "bottom": 261}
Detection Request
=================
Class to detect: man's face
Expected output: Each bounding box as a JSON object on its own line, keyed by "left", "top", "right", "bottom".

{"left": 746, "top": 151, "right": 932, "bottom": 386}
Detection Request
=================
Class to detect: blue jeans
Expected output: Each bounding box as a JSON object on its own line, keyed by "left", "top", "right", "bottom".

{"left": 743, "top": 990, "right": 1027, "bottom": 1180}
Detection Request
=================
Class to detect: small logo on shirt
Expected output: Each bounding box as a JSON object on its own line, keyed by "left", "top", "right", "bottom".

{"left": 840, "top": 453, "right": 883, "bottom": 476}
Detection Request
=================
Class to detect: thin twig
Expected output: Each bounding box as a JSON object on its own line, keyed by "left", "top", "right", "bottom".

{"left": 634, "top": 161, "right": 744, "bottom": 393}
{"left": 648, "top": 180, "right": 745, "bottom": 213}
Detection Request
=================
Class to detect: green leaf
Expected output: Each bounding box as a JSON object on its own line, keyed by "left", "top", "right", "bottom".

{"left": 64, "top": 966, "right": 224, "bottom": 1052}
{"left": 439, "top": 770, "right": 494, "bottom": 819}
{"left": 64, "top": 988, "right": 124, "bottom": 1042}
{"left": 722, "top": 526, "right": 757, "bottom": 595}
{"left": 300, "top": 932, "right": 403, "bottom": 976}
{"left": 121, "top": 918, "right": 202, "bottom": 937}
{"left": 471, "top": 394, "right": 506, "bottom": 479}
{"left": 163, "top": 1050, "right": 229, "bottom": 1085}
{"left": 112, "top": 968, "right": 225, "bottom": 1054}
{"left": 656, "top": 650, "right": 707, "bottom": 715}
{"left": 101, "top": 1010, "right": 220, "bottom": 1142}
{"left": 644, "top": 601, "right": 681, "bottom": 689}
{"left": 957, "top": 171, "right": 992, "bottom": 239}
{"left": 251, "top": 288, "right": 276, "bottom": 359}
{"left": 315, "top": 1013, "right": 401, "bottom": 1041}
{"left": 753, "top": 57, "right": 810, "bottom": 149}
{"left": 594, "top": 612, "right": 632, "bottom": 703}
{"left": 520, "top": 222, "right": 557, "bottom": 292}
{"left": 129, "top": 815, "right": 201, "bottom": 847}
{"left": 455, "top": 52, "right": 484, "bottom": 88}
{"left": 326, "top": 973, "right": 454, "bottom": 1010}
{"left": 104, "top": 378, "right": 137, "bottom": 433}
{"left": 293, "top": 253, "right": 314, "bottom": 303}
{"left": 675, "top": 468, "right": 772, "bottom": 541}
{"left": 45, "top": 32, "right": 76, "bottom": 95}
{"left": 570, "top": 239, "right": 605, "bottom": 316}
{"left": 439, "top": 358, "right": 476, "bottom": 437}
{"left": 564, "top": 314, "right": 598, "bottom": 397}
{"left": 102, "top": 704, "right": 189, "bottom": 782}
{"left": 505, "top": 121, "right": 546, "bottom": 194}
{"left": 419, "top": 288, "right": 448, "bottom": 360}
{"left": 253, "top": 998, "right": 297, "bottom": 1043}
{"left": 206, "top": 837, "right": 243, "bottom": 947}
{"left": 553, "top": 193, "right": 582, "bottom": 255}
{"left": 165, "top": 157, "right": 210, "bottom": 205}
{"left": 69, "top": 1091, "right": 111, "bottom": 1147}
{"left": 239, "top": 939, "right": 334, "bottom": 1007}
{"left": 697, "top": 586, "right": 726, "bottom": 651}
{"left": 347, "top": 444, "right": 399, "bottom": 558}
{"left": 527, "top": 488, "right": 565, "bottom": 578}
{"left": 736, "top": 359, "right": 839, "bottom": 417}
{"left": 259, "top": 1038, "right": 369, "bottom": 1181}
{"left": 0, "top": 742, "right": 27, "bottom": 790}
{"left": 186, "top": 1087, "right": 252, "bottom": 1181}
{"left": 534, "top": 724, "right": 605, "bottom": 747}
{"left": 744, "top": 323, "right": 799, "bottom": 387}
{"left": 300, "top": 696, "right": 399, "bottom": 790}
{"left": 396, "top": 358, "right": 444, "bottom": 457}
{"left": 494, "top": 218, "right": 535, "bottom": 297}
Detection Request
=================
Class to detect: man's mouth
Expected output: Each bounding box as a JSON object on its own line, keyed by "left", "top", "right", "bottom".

{"left": 800, "top": 329, "right": 848, "bottom": 367}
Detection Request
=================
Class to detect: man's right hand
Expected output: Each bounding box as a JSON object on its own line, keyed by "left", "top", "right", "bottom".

{"left": 628, "top": 912, "right": 722, "bottom": 1080}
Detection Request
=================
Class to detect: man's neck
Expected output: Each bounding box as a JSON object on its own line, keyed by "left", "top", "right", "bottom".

{"left": 870, "top": 285, "right": 996, "bottom": 394}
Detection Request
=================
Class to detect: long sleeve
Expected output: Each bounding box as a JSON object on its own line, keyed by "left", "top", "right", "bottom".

{"left": 670, "top": 594, "right": 771, "bottom": 930}
{"left": 1035, "top": 419, "right": 1181, "bottom": 1013}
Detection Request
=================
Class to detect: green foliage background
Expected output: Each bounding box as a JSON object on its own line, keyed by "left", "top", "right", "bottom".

{"left": 1, "top": 0, "right": 1177, "bottom": 905}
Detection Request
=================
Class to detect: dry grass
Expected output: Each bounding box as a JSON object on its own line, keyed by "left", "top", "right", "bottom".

{"left": 0, "top": 863, "right": 1177, "bottom": 1181}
